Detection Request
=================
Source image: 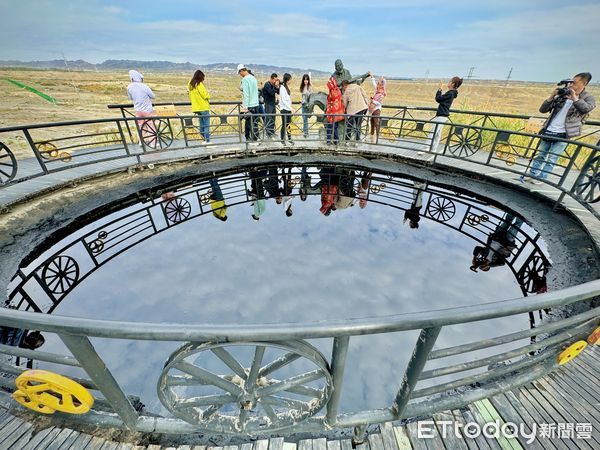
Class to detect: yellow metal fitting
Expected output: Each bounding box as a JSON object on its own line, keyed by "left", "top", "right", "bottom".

{"left": 12, "top": 370, "right": 94, "bottom": 415}
{"left": 587, "top": 326, "right": 600, "bottom": 345}
{"left": 557, "top": 341, "right": 587, "bottom": 365}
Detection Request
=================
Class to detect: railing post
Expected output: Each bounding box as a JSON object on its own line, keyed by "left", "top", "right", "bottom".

{"left": 557, "top": 144, "right": 582, "bottom": 188}
{"left": 180, "top": 117, "right": 190, "bottom": 148}
{"left": 325, "top": 336, "right": 349, "bottom": 426}
{"left": 116, "top": 120, "right": 130, "bottom": 155}
{"left": 391, "top": 326, "right": 441, "bottom": 419}
{"left": 60, "top": 334, "right": 139, "bottom": 429}
{"left": 398, "top": 107, "right": 407, "bottom": 138}
{"left": 22, "top": 128, "right": 49, "bottom": 174}
{"left": 120, "top": 107, "right": 135, "bottom": 142}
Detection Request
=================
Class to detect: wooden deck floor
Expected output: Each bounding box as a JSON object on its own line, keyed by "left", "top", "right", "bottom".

{"left": 0, "top": 346, "right": 597, "bottom": 449}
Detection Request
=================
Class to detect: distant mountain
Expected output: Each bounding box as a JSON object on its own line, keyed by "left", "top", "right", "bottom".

{"left": 0, "top": 59, "right": 330, "bottom": 76}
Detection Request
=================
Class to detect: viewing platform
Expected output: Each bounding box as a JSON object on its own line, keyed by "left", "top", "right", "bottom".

{"left": 0, "top": 103, "right": 599, "bottom": 448}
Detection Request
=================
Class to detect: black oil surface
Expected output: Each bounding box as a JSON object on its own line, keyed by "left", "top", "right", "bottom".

{"left": 5, "top": 164, "right": 552, "bottom": 414}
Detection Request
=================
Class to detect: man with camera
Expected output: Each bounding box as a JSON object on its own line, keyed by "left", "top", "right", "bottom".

{"left": 525, "top": 72, "right": 595, "bottom": 183}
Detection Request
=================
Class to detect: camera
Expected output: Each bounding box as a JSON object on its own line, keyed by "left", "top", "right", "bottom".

{"left": 556, "top": 79, "right": 574, "bottom": 98}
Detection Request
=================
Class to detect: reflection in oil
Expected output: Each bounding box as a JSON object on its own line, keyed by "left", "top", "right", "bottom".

{"left": 4, "top": 163, "right": 552, "bottom": 413}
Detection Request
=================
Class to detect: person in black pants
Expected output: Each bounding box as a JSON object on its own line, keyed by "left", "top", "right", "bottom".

{"left": 263, "top": 73, "right": 279, "bottom": 138}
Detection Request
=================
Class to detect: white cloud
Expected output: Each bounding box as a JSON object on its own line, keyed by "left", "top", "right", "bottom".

{"left": 0, "top": 1, "right": 598, "bottom": 80}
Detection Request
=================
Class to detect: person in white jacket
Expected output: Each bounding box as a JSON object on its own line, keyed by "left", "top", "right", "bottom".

{"left": 279, "top": 73, "right": 294, "bottom": 144}
{"left": 127, "top": 70, "right": 156, "bottom": 146}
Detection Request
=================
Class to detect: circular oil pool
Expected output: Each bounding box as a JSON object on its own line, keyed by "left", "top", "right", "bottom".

{"left": 4, "top": 163, "right": 552, "bottom": 414}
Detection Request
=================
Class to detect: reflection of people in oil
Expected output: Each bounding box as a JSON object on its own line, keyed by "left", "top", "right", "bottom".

{"left": 334, "top": 169, "right": 357, "bottom": 210}
{"left": 320, "top": 168, "right": 339, "bottom": 216}
{"left": 299, "top": 167, "right": 322, "bottom": 201}
{"left": 470, "top": 213, "right": 524, "bottom": 272}
{"left": 356, "top": 171, "right": 372, "bottom": 209}
{"left": 248, "top": 170, "right": 267, "bottom": 220}
{"left": 0, "top": 327, "right": 45, "bottom": 369}
{"left": 264, "top": 167, "right": 282, "bottom": 203}
{"left": 280, "top": 168, "right": 294, "bottom": 217}
{"left": 404, "top": 181, "right": 426, "bottom": 229}
{"left": 208, "top": 178, "right": 228, "bottom": 222}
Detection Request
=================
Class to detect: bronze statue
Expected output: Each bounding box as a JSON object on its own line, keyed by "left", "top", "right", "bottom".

{"left": 332, "top": 59, "right": 370, "bottom": 88}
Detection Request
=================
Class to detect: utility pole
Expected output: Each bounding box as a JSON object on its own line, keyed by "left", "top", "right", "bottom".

{"left": 424, "top": 69, "right": 430, "bottom": 80}
{"left": 505, "top": 67, "right": 513, "bottom": 85}
{"left": 467, "top": 67, "right": 475, "bottom": 80}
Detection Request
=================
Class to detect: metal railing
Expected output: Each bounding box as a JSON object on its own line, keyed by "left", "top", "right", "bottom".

{"left": 0, "top": 105, "right": 599, "bottom": 438}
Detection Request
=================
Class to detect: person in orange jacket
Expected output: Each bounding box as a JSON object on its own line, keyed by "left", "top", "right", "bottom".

{"left": 325, "top": 76, "right": 345, "bottom": 145}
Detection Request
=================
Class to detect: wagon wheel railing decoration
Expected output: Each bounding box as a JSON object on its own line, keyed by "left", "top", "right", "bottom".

{"left": 164, "top": 198, "right": 191, "bottom": 224}
{"left": 35, "top": 142, "right": 59, "bottom": 160}
{"left": 34, "top": 142, "right": 73, "bottom": 163}
{"left": 466, "top": 213, "right": 489, "bottom": 226}
{"left": 447, "top": 126, "right": 482, "bottom": 158}
{"left": 157, "top": 341, "right": 333, "bottom": 434}
{"left": 141, "top": 119, "right": 173, "bottom": 150}
{"left": 517, "top": 255, "right": 549, "bottom": 294}
{"left": 41, "top": 255, "right": 80, "bottom": 295}
{"left": 573, "top": 155, "right": 600, "bottom": 204}
{"left": 87, "top": 230, "right": 108, "bottom": 255}
{"left": 426, "top": 195, "right": 456, "bottom": 222}
{"left": 0, "top": 142, "right": 17, "bottom": 184}
{"left": 200, "top": 190, "right": 213, "bottom": 205}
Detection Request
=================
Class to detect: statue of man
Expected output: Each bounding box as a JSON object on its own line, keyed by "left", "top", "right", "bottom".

{"left": 332, "top": 59, "right": 370, "bottom": 88}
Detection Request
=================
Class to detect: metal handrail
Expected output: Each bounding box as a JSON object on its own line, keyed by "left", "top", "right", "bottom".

{"left": 0, "top": 280, "right": 598, "bottom": 340}
{"left": 106, "top": 100, "right": 600, "bottom": 127}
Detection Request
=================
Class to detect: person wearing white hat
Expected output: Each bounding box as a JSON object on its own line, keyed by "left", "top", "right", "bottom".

{"left": 237, "top": 64, "right": 260, "bottom": 144}
{"left": 127, "top": 70, "right": 156, "bottom": 147}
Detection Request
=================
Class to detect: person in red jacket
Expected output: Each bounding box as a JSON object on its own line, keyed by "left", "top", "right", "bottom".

{"left": 326, "top": 76, "right": 345, "bottom": 145}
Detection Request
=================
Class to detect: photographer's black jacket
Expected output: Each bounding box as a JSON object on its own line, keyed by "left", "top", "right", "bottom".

{"left": 435, "top": 89, "right": 458, "bottom": 117}
{"left": 262, "top": 81, "right": 279, "bottom": 106}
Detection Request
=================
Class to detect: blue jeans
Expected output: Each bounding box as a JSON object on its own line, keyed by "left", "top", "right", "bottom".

{"left": 529, "top": 136, "right": 569, "bottom": 179}
{"left": 301, "top": 104, "right": 310, "bottom": 137}
{"left": 196, "top": 111, "right": 210, "bottom": 142}
{"left": 327, "top": 122, "right": 339, "bottom": 144}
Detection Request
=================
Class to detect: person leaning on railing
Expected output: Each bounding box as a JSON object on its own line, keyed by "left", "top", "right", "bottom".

{"left": 525, "top": 72, "right": 596, "bottom": 184}
{"left": 342, "top": 80, "right": 370, "bottom": 143}
{"left": 188, "top": 70, "right": 212, "bottom": 145}
{"left": 368, "top": 75, "right": 387, "bottom": 141}
{"left": 127, "top": 70, "right": 156, "bottom": 146}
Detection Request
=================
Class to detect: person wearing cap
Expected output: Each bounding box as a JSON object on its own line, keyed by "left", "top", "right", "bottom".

{"left": 237, "top": 64, "right": 260, "bottom": 144}
{"left": 127, "top": 70, "right": 156, "bottom": 146}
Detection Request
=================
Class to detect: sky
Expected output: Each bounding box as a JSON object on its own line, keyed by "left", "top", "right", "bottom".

{"left": 1, "top": 0, "right": 599, "bottom": 81}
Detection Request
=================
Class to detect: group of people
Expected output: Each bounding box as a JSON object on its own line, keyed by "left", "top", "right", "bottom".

{"left": 127, "top": 64, "right": 596, "bottom": 184}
